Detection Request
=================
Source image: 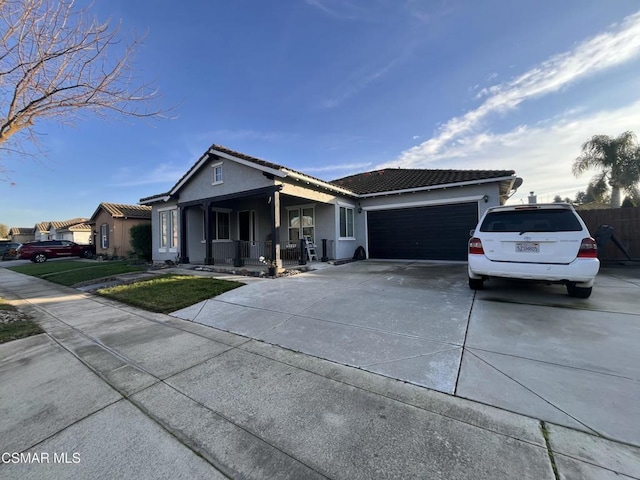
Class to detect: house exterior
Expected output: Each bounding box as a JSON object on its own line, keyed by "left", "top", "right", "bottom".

{"left": 33, "top": 222, "right": 51, "bottom": 241}
{"left": 32, "top": 218, "right": 92, "bottom": 243}
{"left": 48, "top": 218, "right": 91, "bottom": 243}
{"left": 141, "top": 144, "right": 521, "bottom": 266}
{"left": 55, "top": 222, "right": 92, "bottom": 244}
{"left": 88, "top": 203, "right": 152, "bottom": 256}
{"left": 9, "top": 227, "right": 35, "bottom": 244}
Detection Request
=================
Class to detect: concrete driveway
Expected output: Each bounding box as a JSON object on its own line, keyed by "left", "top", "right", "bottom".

{"left": 173, "top": 260, "right": 640, "bottom": 447}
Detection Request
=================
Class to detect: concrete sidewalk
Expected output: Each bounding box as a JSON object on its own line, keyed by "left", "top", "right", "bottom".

{"left": 1, "top": 268, "right": 639, "bottom": 479}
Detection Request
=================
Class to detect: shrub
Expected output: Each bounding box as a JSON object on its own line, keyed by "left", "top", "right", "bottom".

{"left": 129, "top": 223, "right": 152, "bottom": 261}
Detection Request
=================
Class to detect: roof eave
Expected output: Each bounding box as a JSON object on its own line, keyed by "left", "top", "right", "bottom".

{"left": 356, "top": 175, "right": 518, "bottom": 198}
{"left": 283, "top": 170, "right": 357, "bottom": 197}
{"left": 210, "top": 148, "right": 287, "bottom": 179}
{"left": 140, "top": 195, "right": 171, "bottom": 205}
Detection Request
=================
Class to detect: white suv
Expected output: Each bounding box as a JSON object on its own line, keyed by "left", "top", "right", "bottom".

{"left": 468, "top": 203, "right": 600, "bottom": 298}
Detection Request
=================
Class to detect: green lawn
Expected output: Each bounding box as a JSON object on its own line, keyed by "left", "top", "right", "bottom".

{"left": 0, "top": 298, "right": 44, "bottom": 344}
{"left": 97, "top": 274, "right": 244, "bottom": 313}
{"left": 9, "top": 260, "right": 146, "bottom": 286}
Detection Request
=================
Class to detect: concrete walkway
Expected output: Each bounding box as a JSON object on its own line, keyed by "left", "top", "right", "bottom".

{"left": 172, "top": 260, "right": 640, "bottom": 447}
{"left": 1, "top": 268, "right": 640, "bottom": 479}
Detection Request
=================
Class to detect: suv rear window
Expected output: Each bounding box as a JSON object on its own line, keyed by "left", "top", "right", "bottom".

{"left": 480, "top": 209, "right": 583, "bottom": 233}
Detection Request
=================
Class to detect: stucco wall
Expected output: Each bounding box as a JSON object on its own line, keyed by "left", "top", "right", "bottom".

{"left": 177, "top": 157, "right": 274, "bottom": 204}
{"left": 94, "top": 210, "right": 150, "bottom": 256}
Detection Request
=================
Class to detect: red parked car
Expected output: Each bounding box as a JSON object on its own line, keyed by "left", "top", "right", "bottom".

{"left": 17, "top": 240, "right": 96, "bottom": 263}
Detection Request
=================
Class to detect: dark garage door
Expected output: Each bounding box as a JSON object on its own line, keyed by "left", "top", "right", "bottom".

{"left": 367, "top": 202, "right": 478, "bottom": 261}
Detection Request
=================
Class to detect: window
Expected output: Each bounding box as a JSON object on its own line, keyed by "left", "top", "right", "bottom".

{"left": 287, "top": 206, "right": 315, "bottom": 244}
{"left": 100, "top": 224, "right": 109, "bottom": 249}
{"left": 215, "top": 211, "right": 230, "bottom": 240}
{"left": 204, "top": 210, "right": 231, "bottom": 241}
{"left": 160, "top": 209, "right": 179, "bottom": 250}
{"left": 480, "top": 209, "right": 582, "bottom": 233}
{"left": 339, "top": 206, "right": 354, "bottom": 238}
{"left": 212, "top": 162, "right": 223, "bottom": 184}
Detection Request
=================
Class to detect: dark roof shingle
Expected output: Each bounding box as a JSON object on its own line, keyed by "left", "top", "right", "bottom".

{"left": 330, "top": 168, "right": 515, "bottom": 195}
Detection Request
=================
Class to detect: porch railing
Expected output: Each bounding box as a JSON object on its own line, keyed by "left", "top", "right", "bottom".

{"left": 210, "top": 241, "right": 303, "bottom": 266}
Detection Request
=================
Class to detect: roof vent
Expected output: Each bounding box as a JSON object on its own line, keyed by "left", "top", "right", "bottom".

{"left": 528, "top": 191, "right": 537, "bottom": 204}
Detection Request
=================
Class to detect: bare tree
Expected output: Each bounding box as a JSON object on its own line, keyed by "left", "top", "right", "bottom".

{"left": 0, "top": 0, "right": 165, "bottom": 161}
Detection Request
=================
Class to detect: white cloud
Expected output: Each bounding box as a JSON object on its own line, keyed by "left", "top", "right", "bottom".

{"left": 385, "top": 100, "right": 640, "bottom": 203}
{"left": 394, "top": 11, "right": 640, "bottom": 165}
{"left": 319, "top": 58, "right": 401, "bottom": 109}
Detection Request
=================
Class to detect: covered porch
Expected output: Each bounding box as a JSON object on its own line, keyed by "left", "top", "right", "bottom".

{"left": 177, "top": 185, "right": 334, "bottom": 268}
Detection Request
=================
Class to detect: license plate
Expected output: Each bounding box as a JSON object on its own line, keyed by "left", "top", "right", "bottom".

{"left": 516, "top": 242, "right": 540, "bottom": 253}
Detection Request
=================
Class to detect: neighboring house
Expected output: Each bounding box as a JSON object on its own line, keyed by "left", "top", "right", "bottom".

{"left": 140, "top": 144, "right": 521, "bottom": 266}
{"left": 33, "top": 222, "right": 51, "bottom": 241}
{"left": 48, "top": 218, "right": 91, "bottom": 243}
{"left": 9, "top": 227, "right": 35, "bottom": 244}
{"left": 55, "top": 222, "right": 92, "bottom": 244}
{"left": 88, "top": 202, "right": 152, "bottom": 256}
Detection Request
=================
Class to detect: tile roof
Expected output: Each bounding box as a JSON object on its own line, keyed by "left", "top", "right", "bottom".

{"left": 100, "top": 202, "right": 152, "bottom": 219}
{"left": 139, "top": 192, "right": 170, "bottom": 204}
{"left": 143, "top": 144, "right": 344, "bottom": 203}
{"left": 140, "top": 143, "right": 517, "bottom": 203}
{"left": 9, "top": 227, "right": 33, "bottom": 235}
{"left": 35, "top": 222, "right": 50, "bottom": 232}
{"left": 50, "top": 218, "right": 89, "bottom": 229}
{"left": 64, "top": 223, "right": 92, "bottom": 231}
{"left": 211, "top": 144, "right": 286, "bottom": 172}
{"left": 330, "top": 168, "right": 516, "bottom": 195}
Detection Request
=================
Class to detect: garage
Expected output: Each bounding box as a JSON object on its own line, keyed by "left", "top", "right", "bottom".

{"left": 367, "top": 202, "right": 478, "bottom": 261}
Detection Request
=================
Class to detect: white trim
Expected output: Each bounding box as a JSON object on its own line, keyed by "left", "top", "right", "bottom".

{"left": 363, "top": 211, "right": 369, "bottom": 259}
{"left": 284, "top": 170, "right": 355, "bottom": 196}
{"left": 285, "top": 203, "right": 316, "bottom": 211}
{"left": 357, "top": 176, "right": 516, "bottom": 198}
{"left": 140, "top": 195, "right": 170, "bottom": 205}
{"left": 169, "top": 154, "right": 211, "bottom": 194}
{"left": 363, "top": 195, "right": 485, "bottom": 212}
{"left": 338, "top": 205, "right": 355, "bottom": 239}
{"left": 336, "top": 200, "right": 356, "bottom": 208}
{"left": 157, "top": 205, "right": 178, "bottom": 213}
{"left": 211, "top": 162, "right": 223, "bottom": 185}
{"left": 209, "top": 149, "right": 286, "bottom": 177}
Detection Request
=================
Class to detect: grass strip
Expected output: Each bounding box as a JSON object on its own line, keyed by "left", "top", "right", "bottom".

{"left": 97, "top": 274, "right": 244, "bottom": 313}
{"left": 0, "top": 298, "right": 44, "bottom": 344}
{"left": 9, "top": 261, "right": 146, "bottom": 286}
{"left": 0, "top": 321, "right": 44, "bottom": 344}
{"left": 9, "top": 260, "right": 103, "bottom": 276}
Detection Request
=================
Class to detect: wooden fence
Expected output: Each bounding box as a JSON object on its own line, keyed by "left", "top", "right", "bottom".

{"left": 577, "top": 207, "right": 640, "bottom": 260}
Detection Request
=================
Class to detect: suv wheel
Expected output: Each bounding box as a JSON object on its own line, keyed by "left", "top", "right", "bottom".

{"left": 82, "top": 250, "right": 93, "bottom": 259}
{"left": 32, "top": 253, "right": 47, "bottom": 263}
{"left": 567, "top": 283, "right": 592, "bottom": 298}
{"left": 468, "top": 277, "right": 484, "bottom": 290}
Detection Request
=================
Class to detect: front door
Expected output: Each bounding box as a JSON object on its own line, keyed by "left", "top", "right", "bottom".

{"left": 238, "top": 210, "right": 257, "bottom": 258}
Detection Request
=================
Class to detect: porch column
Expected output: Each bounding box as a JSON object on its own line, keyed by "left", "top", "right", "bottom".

{"left": 180, "top": 207, "right": 189, "bottom": 263}
{"left": 204, "top": 201, "right": 214, "bottom": 264}
{"left": 270, "top": 190, "right": 282, "bottom": 268}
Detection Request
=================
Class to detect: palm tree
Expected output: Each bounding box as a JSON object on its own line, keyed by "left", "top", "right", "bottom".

{"left": 572, "top": 131, "right": 640, "bottom": 208}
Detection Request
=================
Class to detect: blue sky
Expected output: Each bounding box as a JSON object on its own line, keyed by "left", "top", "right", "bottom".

{"left": 3, "top": 0, "right": 640, "bottom": 228}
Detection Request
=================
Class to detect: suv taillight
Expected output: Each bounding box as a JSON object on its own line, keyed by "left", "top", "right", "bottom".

{"left": 577, "top": 237, "right": 598, "bottom": 258}
{"left": 469, "top": 237, "right": 484, "bottom": 255}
